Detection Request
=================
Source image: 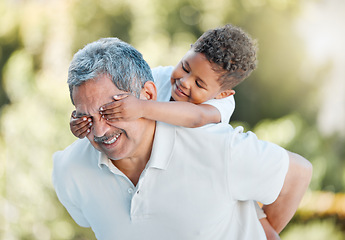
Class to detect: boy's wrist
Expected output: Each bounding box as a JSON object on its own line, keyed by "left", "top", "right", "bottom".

{"left": 139, "top": 99, "right": 148, "bottom": 119}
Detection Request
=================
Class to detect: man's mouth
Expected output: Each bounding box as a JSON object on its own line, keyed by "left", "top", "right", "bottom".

{"left": 103, "top": 133, "right": 121, "bottom": 145}
{"left": 95, "top": 132, "right": 122, "bottom": 145}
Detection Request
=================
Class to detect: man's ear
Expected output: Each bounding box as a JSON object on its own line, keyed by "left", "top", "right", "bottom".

{"left": 215, "top": 89, "right": 235, "bottom": 99}
{"left": 140, "top": 81, "right": 157, "bottom": 101}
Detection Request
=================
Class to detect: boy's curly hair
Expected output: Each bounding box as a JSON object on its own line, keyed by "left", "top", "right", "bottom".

{"left": 193, "top": 24, "right": 257, "bottom": 90}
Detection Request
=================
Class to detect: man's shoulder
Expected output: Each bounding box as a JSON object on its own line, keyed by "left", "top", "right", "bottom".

{"left": 53, "top": 138, "right": 98, "bottom": 168}
{"left": 157, "top": 121, "right": 243, "bottom": 144}
{"left": 151, "top": 66, "right": 174, "bottom": 84}
{"left": 190, "top": 122, "right": 243, "bottom": 137}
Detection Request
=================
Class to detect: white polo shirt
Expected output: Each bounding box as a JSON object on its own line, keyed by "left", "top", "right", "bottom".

{"left": 152, "top": 66, "right": 235, "bottom": 124}
{"left": 152, "top": 66, "right": 266, "bottom": 219}
{"left": 53, "top": 122, "right": 289, "bottom": 240}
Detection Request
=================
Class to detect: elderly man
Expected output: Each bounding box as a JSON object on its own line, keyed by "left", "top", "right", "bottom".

{"left": 53, "top": 38, "right": 312, "bottom": 240}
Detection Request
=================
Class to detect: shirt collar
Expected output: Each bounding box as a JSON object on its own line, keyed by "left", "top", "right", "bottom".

{"left": 98, "top": 151, "right": 109, "bottom": 169}
{"left": 146, "top": 121, "right": 176, "bottom": 170}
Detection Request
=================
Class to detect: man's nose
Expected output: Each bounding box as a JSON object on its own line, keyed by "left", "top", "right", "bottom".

{"left": 92, "top": 117, "right": 109, "bottom": 138}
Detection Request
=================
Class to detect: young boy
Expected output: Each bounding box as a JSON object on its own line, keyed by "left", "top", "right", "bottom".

{"left": 70, "top": 24, "right": 280, "bottom": 239}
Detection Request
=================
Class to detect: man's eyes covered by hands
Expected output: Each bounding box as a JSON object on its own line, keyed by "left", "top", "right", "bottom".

{"left": 70, "top": 94, "right": 144, "bottom": 138}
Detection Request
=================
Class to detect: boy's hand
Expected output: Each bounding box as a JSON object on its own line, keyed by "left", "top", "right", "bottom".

{"left": 260, "top": 217, "right": 281, "bottom": 240}
{"left": 99, "top": 94, "right": 144, "bottom": 122}
{"left": 70, "top": 110, "right": 92, "bottom": 138}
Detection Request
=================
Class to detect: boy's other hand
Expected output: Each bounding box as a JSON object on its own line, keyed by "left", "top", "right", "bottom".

{"left": 70, "top": 110, "right": 92, "bottom": 138}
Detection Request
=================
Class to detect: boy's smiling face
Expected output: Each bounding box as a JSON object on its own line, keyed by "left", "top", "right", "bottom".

{"left": 170, "top": 49, "right": 233, "bottom": 104}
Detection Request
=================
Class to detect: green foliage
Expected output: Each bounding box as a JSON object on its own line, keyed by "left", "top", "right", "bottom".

{"left": 236, "top": 114, "right": 345, "bottom": 192}
{"left": 69, "top": 0, "right": 133, "bottom": 51}
{"left": 281, "top": 218, "right": 345, "bottom": 240}
{"left": 0, "top": 0, "right": 343, "bottom": 238}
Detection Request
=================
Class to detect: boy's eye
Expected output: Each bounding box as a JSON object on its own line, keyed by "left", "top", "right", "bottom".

{"left": 181, "top": 62, "right": 189, "bottom": 73}
{"left": 195, "top": 80, "right": 203, "bottom": 88}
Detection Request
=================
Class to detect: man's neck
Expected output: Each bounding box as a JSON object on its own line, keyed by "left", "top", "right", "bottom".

{"left": 111, "top": 121, "right": 156, "bottom": 186}
{"left": 111, "top": 157, "right": 148, "bottom": 186}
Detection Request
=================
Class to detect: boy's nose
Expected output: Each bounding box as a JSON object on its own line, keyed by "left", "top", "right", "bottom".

{"left": 180, "top": 76, "right": 191, "bottom": 89}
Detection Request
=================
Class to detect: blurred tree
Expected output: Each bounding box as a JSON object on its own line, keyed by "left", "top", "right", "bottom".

{"left": 0, "top": 2, "right": 20, "bottom": 120}
{"left": 153, "top": 0, "right": 203, "bottom": 43}
{"left": 227, "top": 0, "right": 322, "bottom": 128}
{"left": 69, "top": 0, "right": 133, "bottom": 51}
{"left": 281, "top": 218, "right": 345, "bottom": 240}
{"left": 0, "top": 40, "right": 15, "bottom": 111}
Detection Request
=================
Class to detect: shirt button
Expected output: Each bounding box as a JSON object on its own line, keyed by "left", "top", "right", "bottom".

{"left": 128, "top": 188, "right": 133, "bottom": 194}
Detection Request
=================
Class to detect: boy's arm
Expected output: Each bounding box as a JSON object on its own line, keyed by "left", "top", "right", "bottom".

{"left": 260, "top": 218, "right": 281, "bottom": 240}
{"left": 142, "top": 101, "right": 221, "bottom": 127}
{"left": 100, "top": 94, "right": 221, "bottom": 128}
{"left": 255, "top": 202, "right": 280, "bottom": 239}
{"left": 262, "top": 151, "right": 312, "bottom": 233}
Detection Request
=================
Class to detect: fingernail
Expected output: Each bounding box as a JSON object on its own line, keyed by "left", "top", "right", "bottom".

{"left": 100, "top": 107, "right": 103, "bottom": 111}
{"left": 89, "top": 122, "right": 92, "bottom": 126}
{"left": 87, "top": 129, "right": 90, "bottom": 133}
{"left": 83, "top": 117, "right": 87, "bottom": 121}
{"left": 99, "top": 111, "right": 102, "bottom": 115}
{"left": 88, "top": 118, "right": 92, "bottom": 122}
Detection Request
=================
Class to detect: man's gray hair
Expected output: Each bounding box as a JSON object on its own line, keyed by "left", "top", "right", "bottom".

{"left": 67, "top": 38, "right": 153, "bottom": 104}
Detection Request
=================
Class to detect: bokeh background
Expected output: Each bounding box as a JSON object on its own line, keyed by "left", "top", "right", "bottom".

{"left": 1, "top": 0, "right": 344, "bottom": 239}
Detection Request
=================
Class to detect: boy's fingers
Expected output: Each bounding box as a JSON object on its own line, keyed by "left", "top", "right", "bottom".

{"left": 99, "top": 100, "right": 121, "bottom": 111}
{"left": 74, "top": 123, "right": 92, "bottom": 138}
{"left": 107, "top": 119, "right": 119, "bottom": 123}
{"left": 101, "top": 112, "right": 123, "bottom": 120}
{"left": 70, "top": 117, "right": 84, "bottom": 125}
{"left": 107, "top": 118, "right": 123, "bottom": 123}
{"left": 75, "top": 130, "right": 89, "bottom": 139}
{"left": 73, "top": 120, "right": 92, "bottom": 128}
{"left": 102, "top": 113, "right": 121, "bottom": 120}
{"left": 71, "top": 116, "right": 92, "bottom": 125}
{"left": 99, "top": 93, "right": 130, "bottom": 111}
{"left": 100, "top": 107, "right": 122, "bottom": 115}
{"left": 113, "top": 93, "right": 130, "bottom": 100}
